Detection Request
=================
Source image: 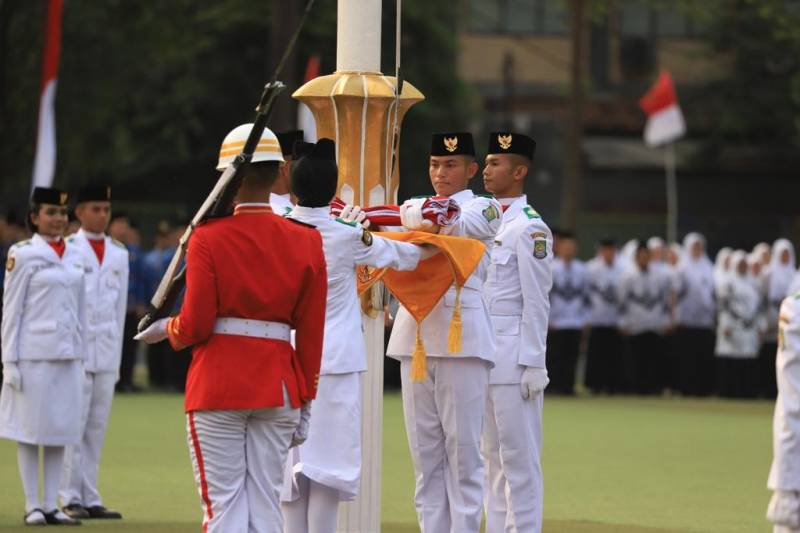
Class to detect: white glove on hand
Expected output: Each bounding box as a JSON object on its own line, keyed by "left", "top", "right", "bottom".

{"left": 291, "top": 403, "right": 312, "bottom": 448}
{"left": 339, "top": 205, "right": 370, "bottom": 229}
{"left": 521, "top": 367, "right": 549, "bottom": 400}
{"left": 400, "top": 198, "right": 435, "bottom": 232}
{"left": 767, "top": 490, "right": 800, "bottom": 527}
{"left": 134, "top": 318, "right": 169, "bottom": 344}
{"left": 2, "top": 362, "right": 21, "bottom": 391}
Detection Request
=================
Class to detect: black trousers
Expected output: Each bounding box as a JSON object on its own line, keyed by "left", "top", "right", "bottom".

{"left": 546, "top": 329, "right": 582, "bottom": 395}
{"left": 585, "top": 327, "right": 622, "bottom": 394}
{"left": 117, "top": 311, "right": 139, "bottom": 391}
{"left": 675, "top": 327, "right": 716, "bottom": 397}
{"left": 758, "top": 341, "right": 778, "bottom": 399}
{"left": 716, "top": 357, "right": 758, "bottom": 399}
{"left": 621, "top": 332, "right": 663, "bottom": 395}
{"left": 147, "top": 342, "right": 170, "bottom": 388}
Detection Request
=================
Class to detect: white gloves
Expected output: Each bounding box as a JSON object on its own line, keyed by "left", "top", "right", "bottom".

{"left": 291, "top": 403, "right": 313, "bottom": 448}
{"left": 767, "top": 490, "right": 800, "bottom": 528}
{"left": 134, "top": 318, "right": 169, "bottom": 344}
{"left": 339, "top": 205, "right": 370, "bottom": 229}
{"left": 400, "top": 198, "right": 435, "bottom": 232}
{"left": 2, "top": 362, "right": 21, "bottom": 391}
{"left": 521, "top": 367, "right": 549, "bottom": 399}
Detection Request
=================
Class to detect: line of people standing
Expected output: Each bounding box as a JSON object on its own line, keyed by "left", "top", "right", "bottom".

{"left": 547, "top": 233, "right": 797, "bottom": 399}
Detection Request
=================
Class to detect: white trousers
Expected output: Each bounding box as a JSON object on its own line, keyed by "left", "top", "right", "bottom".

{"left": 400, "top": 357, "right": 490, "bottom": 533}
{"left": 60, "top": 371, "right": 116, "bottom": 507}
{"left": 482, "top": 384, "right": 544, "bottom": 533}
{"left": 187, "top": 402, "right": 299, "bottom": 533}
{"left": 775, "top": 526, "right": 800, "bottom": 533}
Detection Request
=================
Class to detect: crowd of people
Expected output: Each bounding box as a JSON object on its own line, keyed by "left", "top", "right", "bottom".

{"left": 546, "top": 232, "right": 797, "bottom": 399}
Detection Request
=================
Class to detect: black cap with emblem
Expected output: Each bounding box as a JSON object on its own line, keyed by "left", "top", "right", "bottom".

{"left": 31, "top": 186, "right": 68, "bottom": 206}
{"left": 75, "top": 184, "right": 111, "bottom": 204}
{"left": 291, "top": 138, "right": 338, "bottom": 208}
{"left": 487, "top": 131, "right": 536, "bottom": 160}
{"left": 430, "top": 132, "right": 475, "bottom": 157}
{"left": 277, "top": 130, "right": 304, "bottom": 157}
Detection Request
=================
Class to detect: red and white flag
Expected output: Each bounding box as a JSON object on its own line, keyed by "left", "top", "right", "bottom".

{"left": 31, "top": 0, "right": 64, "bottom": 189}
{"left": 297, "top": 54, "right": 320, "bottom": 142}
{"left": 639, "top": 70, "right": 686, "bottom": 147}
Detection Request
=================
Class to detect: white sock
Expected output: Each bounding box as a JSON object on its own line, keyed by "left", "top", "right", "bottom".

{"left": 17, "top": 443, "right": 40, "bottom": 512}
{"left": 307, "top": 480, "right": 340, "bottom": 533}
{"left": 42, "top": 446, "right": 65, "bottom": 512}
{"left": 282, "top": 474, "right": 309, "bottom": 533}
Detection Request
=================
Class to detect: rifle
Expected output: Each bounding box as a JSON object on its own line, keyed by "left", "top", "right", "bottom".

{"left": 138, "top": 0, "right": 317, "bottom": 333}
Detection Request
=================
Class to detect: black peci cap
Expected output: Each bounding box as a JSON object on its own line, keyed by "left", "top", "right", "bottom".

{"left": 291, "top": 138, "right": 338, "bottom": 208}
{"left": 276, "top": 130, "right": 305, "bottom": 156}
{"left": 430, "top": 132, "right": 475, "bottom": 157}
{"left": 292, "top": 140, "right": 316, "bottom": 160}
{"left": 32, "top": 187, "right": 68, "bottom": 206}
{"left": 487, "top": 131, "right": 536, "bottom": 159}
{"left": 75, "top": 184, "right": 111, "bottom": 204}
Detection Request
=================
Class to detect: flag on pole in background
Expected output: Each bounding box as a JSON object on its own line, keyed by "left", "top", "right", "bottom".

{"left": 297, "top": 55, "right": 320, "bottom": 142}
{"left": 31, "top": 0, "right": 64, "bottom": 189}
{"left": 639, "top": 70, "right": 686, "bottom": 147}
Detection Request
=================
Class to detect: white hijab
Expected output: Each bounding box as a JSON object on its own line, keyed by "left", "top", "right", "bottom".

{"left": 753, "top": 242, "right": 770, "bottom": 266}
{"left": 768, "top": 239, "right": 796, "bottom": 301}
{"left": 714, "top": 247, "right": 733, "bottom": 293}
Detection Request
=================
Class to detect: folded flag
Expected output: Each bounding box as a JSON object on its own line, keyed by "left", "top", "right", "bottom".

{"left": 356, "top": 231, "right": 485, "bottom": 381}
{"left": 330, "top": 196, "right": 461, "bottom": 228}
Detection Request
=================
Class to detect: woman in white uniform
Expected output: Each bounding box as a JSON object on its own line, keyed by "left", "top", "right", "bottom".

{"left": 0, "top": 187, "right": 86, "bottom": 525}
{"left": 762, "top": 240, "right": 796, "bottom": 397}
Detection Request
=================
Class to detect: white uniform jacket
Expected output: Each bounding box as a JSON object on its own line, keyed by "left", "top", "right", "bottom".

{"left": 768, "top": 294, "right": 800, "bottom": 492}
{"left": 387, "top": 189, "right": 501, "bottom": 364}
{"left": 290, "top": 206, "right": 422, "bottom": 374}
{"left": 2, "top": 234, "right": 86, "bottom": 362}
{"left": 617, "top": 265, "right": 671, "bottom": 335}
{"left": 674, "top": 263, "right": 716, "bottom": 329}
{"left": 67, "top": 230, "right": 129, "bottom": 374}
{"left": 484, "top": 196, "right": 552, "bottom": 384}
{"left": 586, "top": 257, "right": 620, "bottom": 328}
{"left": 549, "top": 258, "right": 589, "bottom": 330}
{"left": 715, "top": 275, "right": 762, "bottom": 358}
{"left": 270, "top": 193, "right": 294, "bottom": 217}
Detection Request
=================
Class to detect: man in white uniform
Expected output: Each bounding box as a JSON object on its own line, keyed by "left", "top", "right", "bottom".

{"left": 387, "top": 132, "right": 501, "bottom": 533}
{"left": 767, "top": 292, "right": 800, "bottom": 532}
{"left": 270, "top": 130, "right": 303, "bottom": 216}
{"left": 480, "top": 132, "right": 552, "bottom": 533}
{"left": 61, "top": 184, "right": 128, "bottom": 520}
{"left": 281, "top": 139, "right": 435, "bottom": 533}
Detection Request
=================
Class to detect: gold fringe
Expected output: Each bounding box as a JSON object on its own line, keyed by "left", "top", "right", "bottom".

{"left": 448, "top": 285, "right": 463, "bottom": 353}
{"left": 411, "top": 325, "right": 427, "bottom": 381}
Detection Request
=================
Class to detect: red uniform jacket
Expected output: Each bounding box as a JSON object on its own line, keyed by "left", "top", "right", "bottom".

{"left": 166, "top": 205, "right": 327, "bottom": 412}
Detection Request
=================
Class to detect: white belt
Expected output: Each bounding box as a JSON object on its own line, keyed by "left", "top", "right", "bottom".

{"left": 213, "top": 318, "right": 291, "bottom": 342}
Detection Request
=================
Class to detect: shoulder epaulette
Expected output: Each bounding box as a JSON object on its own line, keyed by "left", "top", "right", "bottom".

{"left": 523, "top": 206, "right": 541, "bottom": 219}
{"left": 334, "top": 217, "right": 358, "bottom": 228}
{"left": 111, "top": 238, "right": 126, "bottom": 249}
{"left": 12, "top": 239, "right": 32, "bottom": 248}
{"left": 287, "top": 218, "right": 316, "bottom": 229}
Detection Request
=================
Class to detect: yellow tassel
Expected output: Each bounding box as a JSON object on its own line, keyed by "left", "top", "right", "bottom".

{"left": 448, "top": 285, "right": 463, "bottom": 353}
{"left": 411, "top": 325, "right": 427, "bottom": 381}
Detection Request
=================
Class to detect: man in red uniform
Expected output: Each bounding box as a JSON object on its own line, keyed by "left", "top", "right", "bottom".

{"left": 136, "top": 124, "right": 327, "bottom": 533}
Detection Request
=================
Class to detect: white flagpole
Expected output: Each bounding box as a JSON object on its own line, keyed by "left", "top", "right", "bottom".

{"left": 665, "top": 142, "right": 678, "bottom": 244}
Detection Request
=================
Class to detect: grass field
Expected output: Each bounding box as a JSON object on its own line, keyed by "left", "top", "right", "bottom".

{"left": 0, "top": 392, "right": 775, "bottom": 532}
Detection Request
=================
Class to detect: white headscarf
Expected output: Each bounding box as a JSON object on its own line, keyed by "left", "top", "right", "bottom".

{"left": 729, "top": 250, "right": 749, "bottom": 279}
{"left": 679, "top": 233, "right": 714, "bottom": 304}
{"left": 667, "top": 242, "right": 683, "bottom": 267}
{"left": 714, "top": 247, "right": 733, "bottom": 293}
{"left": 619, "top": 239, "right": 638, "bottom": 270}
{"left": 753, "top": 242, "right": 770, "bottom": 266}
{"left": 768, "top": 239, "right": 796, "bottom": 301}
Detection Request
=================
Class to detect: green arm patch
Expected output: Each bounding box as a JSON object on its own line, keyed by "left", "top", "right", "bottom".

{"left": 335, "top": 217, "right": 359, "bottom": 228}
{"left": 523, "top": 206, "right": 541, "bottom": 219}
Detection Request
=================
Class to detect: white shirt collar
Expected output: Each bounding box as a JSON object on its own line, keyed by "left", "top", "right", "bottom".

{"left": 290, "top": 205, "right": 330, "bottom": 218}
{"left": 78, "top": 228, "right": 105, "bottom": 240}
{"left": 449, "top": 189, "right": 475, "bottom": 204}
{"left": 500, "top": 195, "right": 527, "bottom": 221}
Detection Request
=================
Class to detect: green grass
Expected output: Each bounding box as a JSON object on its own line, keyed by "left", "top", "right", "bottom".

{"left": 0, "top": 392, "right": 774, "bottom": 532}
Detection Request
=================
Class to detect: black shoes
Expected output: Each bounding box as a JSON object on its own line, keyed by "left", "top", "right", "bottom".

{"left": 43, "top": 510, "right": 81, "bottom": 525}
{"left": 85, "top": 506, "right": 122, "bottom": 519}
{"left": 62, "top": 503, "right": 122, "bottom": 520}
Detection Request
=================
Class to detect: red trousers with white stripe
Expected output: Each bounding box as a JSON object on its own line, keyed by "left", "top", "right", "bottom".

{"left": 186, "top": 403, "right": 299, "bottom": 533}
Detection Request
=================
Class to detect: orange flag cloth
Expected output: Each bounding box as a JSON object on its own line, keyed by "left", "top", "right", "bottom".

{"left": 356, "top": 231, "right": 486, "bottom": 381}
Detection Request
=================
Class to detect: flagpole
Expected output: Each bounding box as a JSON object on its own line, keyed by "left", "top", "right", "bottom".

{"left": 665, "top": 142, "right": 678, "bottom": 244}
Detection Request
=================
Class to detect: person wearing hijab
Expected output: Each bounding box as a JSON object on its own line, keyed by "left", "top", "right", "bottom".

{"left": 754, "top": 242, "right": 771, "bottom": 269}
{"left": 715, "top": 250, "right": 763, "bottom": 398}
{"left": 585, "top": 238, "right": 622, "bottom": 394}
{"left": 714, "top": 248, "right": 734, "bottom": 302}
{"left": 662, "top": 242, "right": 683, "bottom": 391}
{"left": 673, "top": 233, "right": 716, "bottom": 396}
{"left": 762, "top": 240, "right": 797, "bottom": 398}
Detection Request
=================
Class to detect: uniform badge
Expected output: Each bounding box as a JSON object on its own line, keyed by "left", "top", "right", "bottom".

{"left": 5, "top": 255, "right": 14, "bottom": 272}
{"left": 482, "top": 204, "right": 499, "bottom": 223}
{"left": 533, "top": 238, "right": 548, "bottom": 259}
{"left": 531, "top": 231, "right": 547, "bottom": 239}
{"left": 444, "top": 136, "right": 458, "bottom": 153}
{"left": 361, "top": 229, "right": 373, "bottom": 247}
{"left": 357, "top": 265, "right": 379, "bottom": 284}
{"left": 498, "top": 134, "right": 513, "bottom": 150}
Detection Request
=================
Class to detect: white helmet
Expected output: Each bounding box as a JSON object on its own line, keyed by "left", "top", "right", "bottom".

{"left": 216, "top": 123, "right": 284, "bottom": 170}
